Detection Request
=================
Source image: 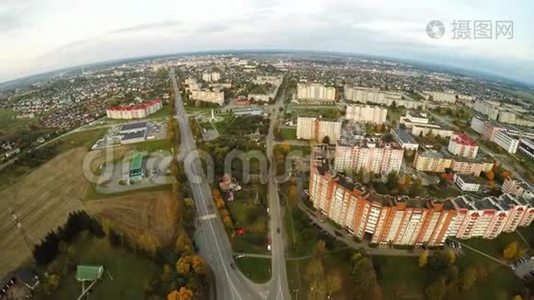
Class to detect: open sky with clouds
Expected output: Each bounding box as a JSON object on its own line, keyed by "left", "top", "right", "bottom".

{"left": 1, "top": 0, "right": 533, "bottom": 84}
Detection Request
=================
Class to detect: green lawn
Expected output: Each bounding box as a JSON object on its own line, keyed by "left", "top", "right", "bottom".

{"left": 134, "top": 138, "right": 173, "bottom": 153}
{"left": 278, "top": 127, "right": 297, "bottom": 140}
{"left": 235, "top": 257, "right": 271, "bottom": 283}
{"left": 50, "top": 128, "right": 108, "bottom": 152}
{"left": 147, "top": 105, "right": 170, "bottom": 119}
{"left": 0, "top": 108, "right": 37, "bottom": 138}
{"left": 227, "top": 184, "right": 269, "bottom": 254}
{"left": 85, "top": 182, "right": 171, "bottom": 201}
{"left": 40, "top": 236, "right": 160, "bottom": 300}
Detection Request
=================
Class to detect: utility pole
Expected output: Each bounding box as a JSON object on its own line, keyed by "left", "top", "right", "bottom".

{"left": 10, "top": 209, "right": 34, "bottom": 259}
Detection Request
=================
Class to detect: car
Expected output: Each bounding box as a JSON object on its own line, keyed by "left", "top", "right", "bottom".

{"left": 230, "top": 262, "right": 236, "bottom": 269}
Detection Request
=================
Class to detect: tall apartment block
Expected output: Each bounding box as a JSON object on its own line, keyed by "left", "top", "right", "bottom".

{"left": 309, "top": 146, "right": 534, "bottom": 247}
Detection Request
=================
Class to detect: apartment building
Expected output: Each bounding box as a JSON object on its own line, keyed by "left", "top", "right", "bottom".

{"left": 492, "top": 129, "right": 519, "bottom": 154}
{"left": 106, "top": 99, "right": 162, "bottom": 119}
{"left": 309, "top": 147, "right": 534, "bottom": 246}
{"left": 191, "top": 90, "right": 225, "bottom": 105}
{"left": 399, "top": 111, "right": 429, "bottom": 127}
{"left": 345, "top": 104, "right": 387, "bottom": 124}
{"left": 202, "top": 72, "right": 220, "bottom": 82}
{"left": 297, "top": 82, "right": 336, "bottom": 102}
{"left": 424, "top": 91, "right": 457, "bottom": 104}
{"left": 518, "top": 138, "right": 534, "bottom": 161}
{"left": 502, "top": 177, "right": 534, "bottom": 199}
{"left": 344, "top": 85, "right": 423, "bottom": 109}
{"left": 296, "top": 116, "right": 341, "bottom": 143}
{"left": 334, "top": 138, "right": 404, "bottom": 174}
{"left": 447, "top": 132, "right": 479, "bottom": 159}
{"left": 413, "top": 150, "right": 493, "bottom": 176}
{"left": 473, "top": 100, "right": 500, "bottom": 120}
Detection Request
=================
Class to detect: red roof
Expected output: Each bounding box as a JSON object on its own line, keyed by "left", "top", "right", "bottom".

{"left": 107, "top": 98, "right": 161, "bottom": 112}
{"left": 452, "top": 132, "right": 477, "bottom": 146}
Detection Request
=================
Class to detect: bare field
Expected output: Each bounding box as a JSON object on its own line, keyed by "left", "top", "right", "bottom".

{"left": 85, "top": 189, "right": 178, "bottom": 247}
{"left": 0, "top": 148, "right": 88, "bottom": 276}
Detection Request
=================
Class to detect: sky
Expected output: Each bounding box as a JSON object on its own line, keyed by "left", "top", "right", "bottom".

{"left": 1, "top": 0, "right": 533, "bottom": 84}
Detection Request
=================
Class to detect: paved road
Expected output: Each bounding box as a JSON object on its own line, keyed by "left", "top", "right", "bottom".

{"left": 170, "top": 70, "right": 265, "bottom": 300}
{"left": 265, "top": 82, "right": 292, "bottom": 300}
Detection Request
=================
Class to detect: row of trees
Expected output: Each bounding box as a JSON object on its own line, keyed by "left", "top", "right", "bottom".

{"left": 212, "top": 188, "right": 234, "bottom": 231}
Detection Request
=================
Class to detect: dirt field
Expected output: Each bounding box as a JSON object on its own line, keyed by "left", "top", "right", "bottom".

{"left": 85, "top": 189, "right": 178, "bottom": 247}
{"left": 0, "top": 148, "right": 88, "bottom": 276}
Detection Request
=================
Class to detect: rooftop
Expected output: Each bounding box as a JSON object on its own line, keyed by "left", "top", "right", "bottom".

{"left": 391, "top": 127, "right": 418, "bottom": 144}
{"left": 120, "top": 121, "right": 147, "bottom": 132}
{"left": 130, "top": 152, "right": 143, "bottom": 171}
{"left": 452, "top": 132, "right": 477, "bottom": 146}
{"left": 75, "top": 265, "right": 104, "bottom": 282}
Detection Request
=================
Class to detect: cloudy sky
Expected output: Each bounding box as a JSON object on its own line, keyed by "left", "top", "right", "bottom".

{"left": 1, "top": 0, "right": 533, "bottom": 84}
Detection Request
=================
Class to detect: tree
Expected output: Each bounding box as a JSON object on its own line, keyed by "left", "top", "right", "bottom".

{"left": 167, "top": 287, "right": 194, "bottom": 300}
{"left": 176, "top": 256, "right": 191, "bottom": 274}
{"left": 419, "top": 250, "right": 429, "bottom": 267}
{"left": 161, "top": 264, "right": 172, "bottom": 282}
{"left": 444, "top": 249, "right": 456, "bottom": 266}
{"left": 288, "top": 184, "right": 299, "bottom": 203}
{"left": 425, "top": 276, "right": 446, "bottom": 300}
{"left": 387, "top": 171, "right": 399, "bottom": 190}
{"left": 322, "top": 136, "right": 330, "bottom": 144}
{"left": 485, "top": 170, "right": 495, "bottom": 181}
{"left": 503, "top": 241, "right": 519, "bottom": 260}
{"left": 191, "top": 255, "right": 207, "bottom": 274}
{"left": 461, "top": 267, "right": 478, "bottom": 291}
{"left": 175, "top": 230, "right": 193, "bottom": 254}
{"left": 137, "top": 231, "right": 160, "bottom": 257}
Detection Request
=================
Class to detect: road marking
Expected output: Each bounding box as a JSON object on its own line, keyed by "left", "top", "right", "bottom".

{"left": 199, "top": 213, "right": 216, "bottom": 220}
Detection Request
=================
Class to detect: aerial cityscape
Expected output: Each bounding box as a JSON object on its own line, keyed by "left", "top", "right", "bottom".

{"left": 1, "top": 1, "right": 534, "bottom": 300}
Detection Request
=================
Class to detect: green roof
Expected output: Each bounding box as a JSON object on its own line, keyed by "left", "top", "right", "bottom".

{"left": 76, "top": 265, "right": 104, "bottom": 281}
{"left": 130, "top": 152, "right": 143, "bottom": 170}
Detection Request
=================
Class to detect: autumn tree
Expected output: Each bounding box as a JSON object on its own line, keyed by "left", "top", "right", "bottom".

{"left": 503, "top": 241, "right": 519, "bottom": 260}
{"left": 167, "top": 287, "right": 194, "bottom": 300}
{"left": 175, "top": 229, "right": 193, "bottom": 254}
{"left": 425, "top": 276, "right": 447, "bottom": 300}
{"left": 137, "top": 231, "right": 160, "bottom": 257}
{"left": 176, "top": 256, "right": 192, "bottom": 274}
{"left": 350, "top": 252, "right": 381, "bottom": 299}
{"left": 191, "top": 255, "right": 207, "bottom": 274}
{"left": 461, "top": 267, "right": 478, "bottom": 292}
{"left": 419, "top": 250, "right": 429, "bottom": 267}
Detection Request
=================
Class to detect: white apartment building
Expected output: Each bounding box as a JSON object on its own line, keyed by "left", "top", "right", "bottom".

{"left": 502, "top": 177, "right": 534, "bottom": 199}
{"left": 344, "top": 85, "right": 423, "bottom": 109}
{"left": 296, "top": 117, "right": 341, "bottom": 143}
{"left": 399, "top": 111, "right": 429, "bottom": 127}
{"left": 492, "top": 129, "right": 519, "bottom": 154}
{"left": 202, "top": 72, "right": 220, "bottom": 82}
{"left": 518, "top": 138, "right": 534, "bottom": 161}
{"left": 411, "top": 124, "right": 454, "bottom": 138}
{"left": 453, "top": 174, "right": 480, "bottom": 192}
{"left": 447, "top": 132, "right": 479, "bottom": 159}
{"left": 473, "top": 100, "right": 500, "bottom": 120}
{"left": 334, "top": 138, "right": 404, "bottom": 174}
{"left": 191, "top": 90, "right": 225, "bottom": 105}
{"left": 424, "top": 91, "right": 457, "bottom": 104}
{"left": 345, "top": 104, "right": 387, "bottom": 124}
{"left": 297, "top": 82, "right": 336, "bottom": 102}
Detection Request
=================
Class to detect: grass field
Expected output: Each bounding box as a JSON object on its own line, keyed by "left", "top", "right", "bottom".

{"left": 235, "top": 257, "right": 271, "bottom": 283}
{"left": 0, "top": 108, "right": 37, "bottom": 139}
{"left": 0, "top": 148, "right": 88, "bottom": 275}
{"left": 40, "top": 236, "right": 160, "bottom": 300}
{"left": 85, "top": 188, "right": 178, "bottom": 247}
{"left": 278, "top": 127, "right": 297, "bottom": 140}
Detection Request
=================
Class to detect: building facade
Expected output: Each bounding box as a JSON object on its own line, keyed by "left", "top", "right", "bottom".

{"left": 296, "top": 117, "right": 341, "bottom": 144}
{"left": 309, "top": 148, "right": 534, "bottom": 246}
{"left": 447, "top": 132, "right": 479, "bottom": 159}
{"left": 106, "top": 99, "right": 162, "bottom": 119}
{"left": 297, "top": 82, "right": 336, "bottom": 102}
{"left": 334, "top": 138, "right": 404, "bottom": 174}
{"left": 345, "top": 104, "right": 387, "bottom": 124}
{"left": 191, "top": 90, "right": 225, "bottom": 105}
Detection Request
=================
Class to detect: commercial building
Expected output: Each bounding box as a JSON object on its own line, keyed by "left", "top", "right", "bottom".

{"left": 345, "top": 104, "right": 387, "bottom": 124}
{"left": 118, "top": 121, "right": 148, "bottom": 144}
{"left": 129, "top": 152, "right": 144, "bottom": 182}
{"left": 411, "top": 123, "right": 454, "bottom": 138}
{"left": 106, "top": 99, "right": 162, "bottom": 119}
{"left": 471, "top": 116, "right": 522, "bottom": 154}
{"left": 502, "top": 177, "right": 534, "bottom": 199}
{"left": 297, "top": 82, "right": 336, "bottom": 102}
{"left": 344, "top": 85, "right": 423, "bottom": 109}
{"left": 296, "top": 117, "right": 341, "bottom": 144}
{"left": 453, "top": 174, "right": 480, "bottom": 192}
{"left": 191, "top": 90, "right": 225, "bottom": 105}
{"left": 391, "top": 128, "right": 419, "bottom": 151}
{"left": 447, "top": 132, "right": 479, "bottom": 159}
{"left": 309, "top": 147, "right": 534, "bottom": 246}
{"left": 400, "top": 111, "right": 429, "bottom": 126}
{"left": 334, "top": 138, "right": 404, "bottom": 174}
